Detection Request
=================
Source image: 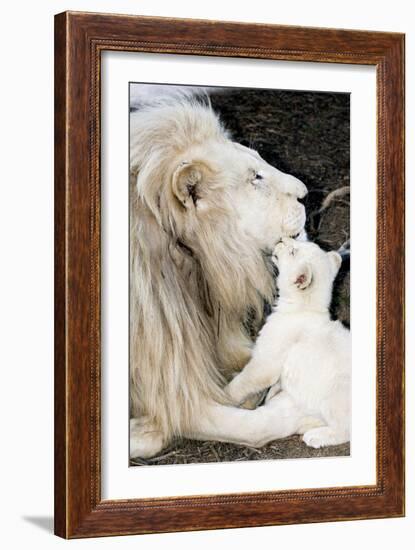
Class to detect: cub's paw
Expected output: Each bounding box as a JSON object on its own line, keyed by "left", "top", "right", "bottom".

{"left": 130, "top": 417, "right": 166, "bottom": 459}
{"left": 303, "top": 426, "right": 341, "bottom": 449}
{"left": 225, "top": 380, "right": 246, "bottom": 406}
{"left": 296, "top": 416, "right": 325, "bottom": 435}
{"left": 264, "top": 382, "right": 281, "bottom": 404}
{"left": 239, "top": 389, "right": 268, "bottom": 410}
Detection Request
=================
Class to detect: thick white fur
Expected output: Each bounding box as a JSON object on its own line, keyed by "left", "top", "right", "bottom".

{"left": 226, "top": 238, "right": 351, "bottom": 448}
{"left": 129, "top": 96, "right": 308, "bottom": 457}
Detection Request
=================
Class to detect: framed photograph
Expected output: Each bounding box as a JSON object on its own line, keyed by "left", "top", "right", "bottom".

{"left": 54, "top": 11, "right": 405, "bottom": 538}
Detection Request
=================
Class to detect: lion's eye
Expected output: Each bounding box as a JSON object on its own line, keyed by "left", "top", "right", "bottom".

{"left": 289, "top": 248, "right": 297, "bottom": 256}
{"left": 252, "top": 171, "right": 264, "bottom": 185}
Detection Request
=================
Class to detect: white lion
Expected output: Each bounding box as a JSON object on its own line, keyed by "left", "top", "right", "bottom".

{"left": 226, "top": 238, "right": 351, "bottom": 448}
{"left": 129, "top": 96, "right": 308, "bottom": 458}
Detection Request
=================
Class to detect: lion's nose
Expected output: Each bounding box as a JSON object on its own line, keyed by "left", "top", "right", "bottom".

{"left": 280, "top": 174, "right": 307, "bottom": 199}
{"left": 297, "top": 180, "right": 308, "bottom": 199}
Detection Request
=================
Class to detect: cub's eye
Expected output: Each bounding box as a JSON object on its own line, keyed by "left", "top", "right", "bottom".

{"left": 289, "top": 247, "right": 297, "bottom": 256}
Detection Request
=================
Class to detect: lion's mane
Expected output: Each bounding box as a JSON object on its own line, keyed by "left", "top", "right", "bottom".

{"left": 129, "top": 98, "right": 274, "bottom": 440}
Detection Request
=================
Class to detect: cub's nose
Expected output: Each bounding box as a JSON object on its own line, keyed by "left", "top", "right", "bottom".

{"left": 274, "top": 240, "right": 285, "bottom": 253}
{"left": 281, "top": 237, "right": 295, "bottom": 246}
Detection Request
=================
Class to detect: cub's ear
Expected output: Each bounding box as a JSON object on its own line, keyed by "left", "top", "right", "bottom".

{"left": 172, "top": 160, "right": 209, "bottom": 209}
{"left": 293, "top": 262, "right": 313, "bottom": 290}
{"left": 327, "top": 251, "right": 342, "bottom": 276}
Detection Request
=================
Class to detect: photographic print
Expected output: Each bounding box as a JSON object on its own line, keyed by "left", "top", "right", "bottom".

{"left": 55, "top": 12, "right": 404, "bottom": 537}
{"left": 129, "top": 83, "right": 351, "bottom": 466}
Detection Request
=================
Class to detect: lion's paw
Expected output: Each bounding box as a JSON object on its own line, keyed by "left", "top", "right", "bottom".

{"left": 130, "top": 417, "right": 166, "bottom": 459}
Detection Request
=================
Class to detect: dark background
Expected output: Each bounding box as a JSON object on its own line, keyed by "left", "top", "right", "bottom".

{"left": 131, "top": 87, "right": 350, "bottom": 466}
{"left": 210, "top": 88, "right": 350, "bottom": 327}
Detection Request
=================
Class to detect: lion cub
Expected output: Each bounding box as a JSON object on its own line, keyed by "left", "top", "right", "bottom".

{"left": 226, "top": 238, "right": 351, "bottom": 448}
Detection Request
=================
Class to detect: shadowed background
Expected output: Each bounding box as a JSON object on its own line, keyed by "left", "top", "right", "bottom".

{"left": 131, "top": 86, "right": 350, "bottom": 466}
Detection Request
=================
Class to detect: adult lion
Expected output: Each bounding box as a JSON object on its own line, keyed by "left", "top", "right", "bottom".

{"left": 130, "top": 96, "right": 308, "bottom": 458}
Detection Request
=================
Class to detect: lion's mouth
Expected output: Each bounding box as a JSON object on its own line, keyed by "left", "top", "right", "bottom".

{"left": 291, "top": 229, "right": 308, "bottom": 242}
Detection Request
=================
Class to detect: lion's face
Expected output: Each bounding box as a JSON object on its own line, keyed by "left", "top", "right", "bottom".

{"left": 227, "top": 142, "right": 307, "bottom": 250}
{"left": 169, "top": 139, "right": 307, "bottom": 252}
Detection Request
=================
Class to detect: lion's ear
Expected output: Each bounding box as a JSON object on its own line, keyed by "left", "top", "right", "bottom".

{"left": 172, "top": 161, "right": 207, "bottom": 209}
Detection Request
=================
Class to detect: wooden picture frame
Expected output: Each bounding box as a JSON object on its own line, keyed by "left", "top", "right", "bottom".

{"left": 54, "top": 11, "right": 405, "bottom": 538}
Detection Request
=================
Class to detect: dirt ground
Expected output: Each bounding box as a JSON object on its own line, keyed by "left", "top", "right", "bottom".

{"left": 131, "top": 87, "right": 350, "bottom": 467}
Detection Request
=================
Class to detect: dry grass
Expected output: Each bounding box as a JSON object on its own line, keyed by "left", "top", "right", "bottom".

{"left": 131, "top": 436, "right": 350, "bottom": 466}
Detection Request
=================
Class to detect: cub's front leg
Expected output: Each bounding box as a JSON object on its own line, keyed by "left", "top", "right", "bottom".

{"left": 225, "top": 315, "right": 292, "bottom": 406}
{"left": 226, "top": 354, "right": 281, "bottom": 406}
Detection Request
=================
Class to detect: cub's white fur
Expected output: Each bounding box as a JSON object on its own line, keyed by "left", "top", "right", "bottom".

{"left": 129, "top": 96, "right": 309, "bottom": 457}
{"left": 226, "top": 238, "right": 351, "bottom": 448}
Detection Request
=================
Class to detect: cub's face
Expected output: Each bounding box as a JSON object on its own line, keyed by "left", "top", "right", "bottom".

{"left": 272, "top": 238, "right": 342, "bottom": 300}
{"left": 170, "top": 140, "right": 307, "bottom": 252}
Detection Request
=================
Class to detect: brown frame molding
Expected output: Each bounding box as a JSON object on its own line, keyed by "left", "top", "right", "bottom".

{"left": 54, "top": 11, "right": 405, "bottom": 538}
